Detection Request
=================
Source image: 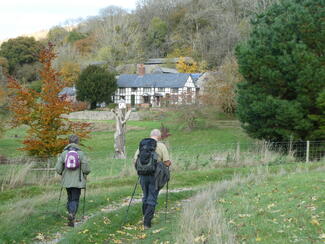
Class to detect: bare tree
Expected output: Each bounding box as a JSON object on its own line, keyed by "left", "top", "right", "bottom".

{"left": 112, "top": 107, "right": 132, "bottom": 159}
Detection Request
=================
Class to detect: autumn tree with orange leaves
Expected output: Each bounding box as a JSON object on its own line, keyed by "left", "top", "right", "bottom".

{"left": 176, "top": 57, "right": 199, "bottom": 73}
{"left": 0, "top": 84, "right": 7, "bottom": 137}
{"left": 8, "top": 43, "right": 90, "bottom": 158}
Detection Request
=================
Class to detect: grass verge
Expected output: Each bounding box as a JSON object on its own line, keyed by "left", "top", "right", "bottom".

{"left": 174, "top": 164, "right": 325, "bottom": 243}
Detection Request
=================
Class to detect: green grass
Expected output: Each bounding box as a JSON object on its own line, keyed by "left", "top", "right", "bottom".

{"left": 0, "top": 126, "right": 27, "bottom": 157}
{"left": 1, "top": 163, "right": 322, "bottom": 243}
{"left": 0, "top": 167, "right": 241, "bottom": 243}
{"left": 0, "top": 119, "right": 251, "bottom": 160}
{"left": 59, "top": 191, "right": 194, "bottom": 243}
{"left": 1, "top": 114, "right": 323, "bottom": 243}
{"left": 218, "top": 168, "right": 325, "bottom": 243}
{"left": 0, "top": 119, "right": 252, "bottom": 179}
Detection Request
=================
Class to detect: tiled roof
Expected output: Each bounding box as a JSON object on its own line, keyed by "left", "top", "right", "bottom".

{"left": 152, "top": 67, "right": 179, "bottom": 74}
{"left": 117, "top": 74, "right": 191, "bottom": 88}
{"left": 59, "top": 87, "right": 76, "bottom": 96}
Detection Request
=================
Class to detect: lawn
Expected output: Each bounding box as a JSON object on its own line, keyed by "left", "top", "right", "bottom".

{"left": 0, "top": 114, "right": 323, "bottom": 243}
{"left": 219, "top": 169, "right": 325, "bottom": 243}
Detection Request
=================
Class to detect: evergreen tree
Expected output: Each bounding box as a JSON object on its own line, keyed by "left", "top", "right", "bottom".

{"left": 236, "top": 0, "right": 325, "bottom": 141}
{"left": 76, "top": 65, "right": 117, "bottom": 109}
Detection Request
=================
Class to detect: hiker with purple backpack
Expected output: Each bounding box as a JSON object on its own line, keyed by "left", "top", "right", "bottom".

{"left": 55, "top": 135, "right": 91, "bottom": 227}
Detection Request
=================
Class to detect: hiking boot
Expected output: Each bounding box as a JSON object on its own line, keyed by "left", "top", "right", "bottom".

{"left": 144, "top": 205, "right": 155, "bottom": 228}
{"left": 68, "top": 213, "right": 75, "bottom": 227}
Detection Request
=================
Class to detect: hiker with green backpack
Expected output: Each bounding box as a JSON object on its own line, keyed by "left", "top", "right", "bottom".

{"left": 134, "top": 129, "right": 171, "bottom": 229}
{"left": 55, "top": 135, "right": 91, "bottom": 227}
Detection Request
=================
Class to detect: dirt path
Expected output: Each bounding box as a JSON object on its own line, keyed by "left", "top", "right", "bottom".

{"left": 36, "top": 187, "right": 193, "bottom": 244}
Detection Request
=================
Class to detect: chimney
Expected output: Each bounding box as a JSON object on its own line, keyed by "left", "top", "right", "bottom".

{"left": 137, "top": 64, "right": 145, "bottom": 76}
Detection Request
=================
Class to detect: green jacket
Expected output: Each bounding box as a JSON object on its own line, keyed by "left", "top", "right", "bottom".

{"left": 55, "top": 143, "right": 91, "bottom": 188}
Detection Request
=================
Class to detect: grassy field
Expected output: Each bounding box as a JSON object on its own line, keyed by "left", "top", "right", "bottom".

{"left": 0, "top": 114, "right": 324, "bottom": 243}
{"left": 219, "top": 168, "right": 325, "bottom": 243}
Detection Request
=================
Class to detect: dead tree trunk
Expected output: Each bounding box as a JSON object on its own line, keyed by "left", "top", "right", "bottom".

{"left": 112, "top": 108, "right": 132, "bottom": 159}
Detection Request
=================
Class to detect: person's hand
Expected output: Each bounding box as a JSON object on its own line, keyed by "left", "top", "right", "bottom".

{"left": 164, "top": 160, "right": 171, "bottom": 167}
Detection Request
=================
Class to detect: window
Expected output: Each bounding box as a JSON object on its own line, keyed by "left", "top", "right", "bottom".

{"left": 171, "top": 88, "right": 178, "bottom": 93}
{"left": 143, "top": 96, "right": 150, "bottom": 103}
{"left": 187, "top": 87, "right": 192, "bottom": 93}
{"left": 119, "top": 88, "right": 126, "bottom": 94}
{"left": 131, "top": 87, "right": 137, "bottom": 92}
{"left": 143, "top": 87, "right": 151, "bottom": 92}
{"left": 158, "top": 87, "right": 165, "bottom": 92}
{"left": 120, "top": 96, "right": 125, "bottom": 100}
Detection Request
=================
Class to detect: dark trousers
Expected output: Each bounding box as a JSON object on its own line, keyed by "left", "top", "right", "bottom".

{"left": 140, "top": 175, "right": 159, "bottom": 227}
{"left": 140, "top": 175, "right": 159, "bottom": 206}
{"left": 66, "top": 188, "right": 81, "bottom": 215}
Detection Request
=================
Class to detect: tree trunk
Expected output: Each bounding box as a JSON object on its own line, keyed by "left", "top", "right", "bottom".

{"left": 112, "top": 108, "right": 132, "bottom": 159}
{"left": 90, "top": 101, "right": 97, "bottom": 110}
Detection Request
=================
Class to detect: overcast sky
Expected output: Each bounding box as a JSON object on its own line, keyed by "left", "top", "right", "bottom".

{"left": 0, "top": 0, "right": 137, "bottom": 40}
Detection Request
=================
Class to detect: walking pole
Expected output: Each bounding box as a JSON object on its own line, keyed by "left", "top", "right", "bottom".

{"left": 165, "top": 180, "right": 169, "bottom": 223}
{"left": 165, "top": 166, "right": 170, "bottom": 223}
{"left": 56, "top": 187, "right": 63, "bottom": 214}
{"left": 83, "top": 187, "right": 86, "bottom": 219}
{"left": 123, "top": 176, "right": 140, "bottom": 224}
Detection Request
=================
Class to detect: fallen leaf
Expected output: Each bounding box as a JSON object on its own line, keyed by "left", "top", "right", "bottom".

{"left": 152, "top": 228, "right": 164, "bottom": 234}
{"left": 256, "top": 237, "right": 262, "bottom": 242}
{"left": 194, "top": 235, "right": 207, "bottom": 243}
{"left": 103, "top": 217, "right": 111, "bottom": 225}
{"left": 311, "top": 218, "right": 320, "bottom": 226}
{"left": 228, "top": 219, "right": 235, "bottom": 224}
{"left": 35, "top": 233, "right": 45, "bottom": 241}
{"left": 79, "top": 229, "right": 89, "bottom": 234}
{"left": 122, "top": 225, "right": 136, "bottom": 230}
{"left": 136, "top": 234, "right": 147, "bottom": 239}
{"left": 112, "top": 239, "right": 122, "bottom": 244}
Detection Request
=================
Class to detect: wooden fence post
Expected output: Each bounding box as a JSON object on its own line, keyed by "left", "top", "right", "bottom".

{"left": 236, "top": 142, "right": 240, "bottom": 162}
{"left": 306, "top": 140, "right": 310, "bottom": 163}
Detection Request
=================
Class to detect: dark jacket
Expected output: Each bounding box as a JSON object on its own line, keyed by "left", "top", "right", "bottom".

{"left": 154, "top": 162, "right": 170, "bottom": 191}
{"left": 55, "top": 143, "right": 90, "bottom": 188}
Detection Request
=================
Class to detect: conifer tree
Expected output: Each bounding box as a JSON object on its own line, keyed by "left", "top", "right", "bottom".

{"left": 236, "top": 0, "right": 325, "bottom": 141}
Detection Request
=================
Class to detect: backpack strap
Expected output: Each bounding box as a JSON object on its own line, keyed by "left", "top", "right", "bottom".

{"left": 79, "top": 159, "right": 82, "bottom": 182}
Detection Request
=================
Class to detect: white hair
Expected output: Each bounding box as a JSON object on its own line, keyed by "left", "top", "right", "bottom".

{"left": 150, "top": 129, "right": 161, "bottom": 138}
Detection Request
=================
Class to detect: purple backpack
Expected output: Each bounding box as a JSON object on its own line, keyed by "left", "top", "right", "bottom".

{"left": 65, "top": 150, "right": 80, "bottom": 170}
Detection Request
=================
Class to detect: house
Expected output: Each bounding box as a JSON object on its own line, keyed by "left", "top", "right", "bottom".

{"left": 58, "top": 62, "right": 203, "bottom": 108}
{"left": 114, "top": 71, "right": 200, "bottom": 107}
{"left": 58, "top": 87, "right": 77, "bottom": 102}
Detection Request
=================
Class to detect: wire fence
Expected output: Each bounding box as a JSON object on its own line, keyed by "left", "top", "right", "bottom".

{"left": 0, "top": 140, "right": 324, "bottom": 189}
{"left": 82, "top": 140, "right": 325, "bottom": 164}
{"left": 1, "top": 140, "right": 324, "bottom": 166}
{"left": 169, "top": 140, "right": 325, "bottom": 162}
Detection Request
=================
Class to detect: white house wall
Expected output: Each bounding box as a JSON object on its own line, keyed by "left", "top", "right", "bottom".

{"left": 113, "top": 76, "right": 198, "bottom": 106}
